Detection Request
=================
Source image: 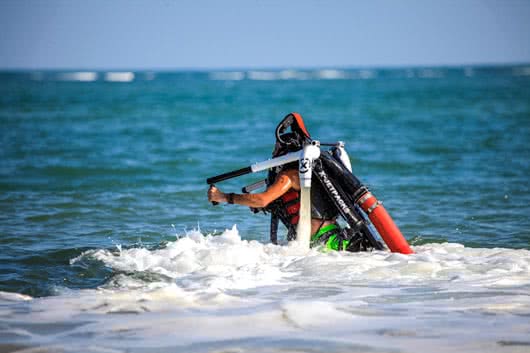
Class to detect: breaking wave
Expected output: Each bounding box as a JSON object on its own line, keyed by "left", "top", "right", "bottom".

{"left": 1, "top": 226, "right": 530, "bottom": 352}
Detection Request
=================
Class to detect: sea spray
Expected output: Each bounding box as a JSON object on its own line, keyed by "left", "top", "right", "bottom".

{"left": 2, "top": 227, "right": 530, "bottom": 352}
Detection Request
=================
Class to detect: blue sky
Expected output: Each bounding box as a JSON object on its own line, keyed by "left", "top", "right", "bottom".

{"left": 1, "top": 0, "right": 529, "bottom": 70}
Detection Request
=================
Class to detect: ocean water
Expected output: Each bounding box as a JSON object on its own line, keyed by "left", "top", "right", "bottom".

{"left": 0, "top": 66, "right": 529, "bottom": 352}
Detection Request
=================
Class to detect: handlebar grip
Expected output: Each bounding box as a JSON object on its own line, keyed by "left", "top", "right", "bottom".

{"left": 206, "top": 166, "right": 252, "bottom": 184}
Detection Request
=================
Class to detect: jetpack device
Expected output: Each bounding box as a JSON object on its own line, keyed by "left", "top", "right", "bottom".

{"left": 206, "top": 112, "right": 413, "bottom": 254}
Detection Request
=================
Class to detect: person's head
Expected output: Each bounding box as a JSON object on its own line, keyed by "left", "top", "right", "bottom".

{"left": 272, "top": 112, "right": 311, "bottom": 157}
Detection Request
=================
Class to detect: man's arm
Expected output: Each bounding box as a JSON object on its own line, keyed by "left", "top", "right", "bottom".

{"left": 208, "top": 170, "right": 298, "bottom": 208}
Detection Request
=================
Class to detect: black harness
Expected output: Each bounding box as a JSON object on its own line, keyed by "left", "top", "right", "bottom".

{"left": 264, "top": 167, "right": 299, "bottom": 243}
{"left": 262, "top": 152, "right": 384, "bottom": 251}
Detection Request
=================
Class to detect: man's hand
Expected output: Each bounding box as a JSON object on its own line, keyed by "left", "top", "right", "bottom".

{"left": 208, "top": 185, "right": 227, "bottom": 203}
{"left": 207, "top": 170, "right": 297, "bottom": 208}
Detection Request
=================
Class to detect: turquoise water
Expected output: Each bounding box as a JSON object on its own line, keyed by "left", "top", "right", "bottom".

{"left": 1, "top": 67, "right": 529, "bottom": 297}
{"left": 1, "top": 67, "right": 530, "bottom": 352}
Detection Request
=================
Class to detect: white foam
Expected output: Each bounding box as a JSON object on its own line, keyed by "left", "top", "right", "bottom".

{"left": 69, "top": 229, "right": 530, "bottom": 303}
{"left": 73, "top": 226, "right": 299, "bottom": 292}
{"left": 245, "top": 70, "right": 313, "bottom": 81}
{"left": 209, "top": 71, "right": 245, "bottom": 80}
{"left": 279, "top": 69, "right": 312, "bottom": 80}
{"left": 247, "top": 71, "right": 280, "bottom": 80}
{"left": 58, "top": 72, "right": 98, "bottom": 82}
{"left": 3, "top": 227, "right": 530, "bottom": 352}
{"left": 358, "top": 69, "right": 376, "bottom": 79}
{"left": 316, "top": 69, "right": 348, "bottom": 80}
{"left": 0, "top": 291, "right": 32, "bottom": 301}
{"left": 104, "top": 72, "right": 135, "bottom": 82}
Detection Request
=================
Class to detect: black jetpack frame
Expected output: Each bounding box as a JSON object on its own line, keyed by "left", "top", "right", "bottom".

{"left": 206, "top": 113, "right": 413, "bottom": 254}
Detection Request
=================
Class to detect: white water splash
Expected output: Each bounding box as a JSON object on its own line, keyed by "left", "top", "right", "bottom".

{"left": 2, "top": 226, "right": 530, "bottom": 352}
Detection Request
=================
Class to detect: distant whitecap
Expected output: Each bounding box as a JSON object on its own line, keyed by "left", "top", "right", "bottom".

{"left": 316, "top": 69, "right": 347, "bottom": 80}
{"left": 209, "top": 71, "right": 245, "bottom": 80}
{"left": 277, "top": 69, "right": 309, "bottom": 80}
{"left": 247, "top": 71, "right": 280, "bottom": 80}
{"left": 105, "top": 72, "right": 135, "bottom": 82}
{"left": 58, "top": 72, "right": 98, "bottom": 82}
{"left": 358, "top": 69, "right": 376, "bottom": 79}
{"left": 278, "top": 69, "right": 297, "bottom": 80}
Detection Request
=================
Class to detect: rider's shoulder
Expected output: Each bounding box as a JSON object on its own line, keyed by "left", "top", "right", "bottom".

{"left": 279, "top": 168, "right": 298, "bottom": 178}
{"left": 276, "top": 169, "right": 300, "bottom": 189}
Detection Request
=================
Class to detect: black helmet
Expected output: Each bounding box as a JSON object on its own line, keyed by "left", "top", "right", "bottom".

{"left": 272, "top": 112, "right": 311, "bottom": 157}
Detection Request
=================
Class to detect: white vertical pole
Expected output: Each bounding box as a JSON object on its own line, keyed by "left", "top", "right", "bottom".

{"left": 296, "top": 142, "right": 320, "bottom": 248}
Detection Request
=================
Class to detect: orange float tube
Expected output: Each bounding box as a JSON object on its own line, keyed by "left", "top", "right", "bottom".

{"left": 356, "top": 192, "right": 414, "bottom": 254}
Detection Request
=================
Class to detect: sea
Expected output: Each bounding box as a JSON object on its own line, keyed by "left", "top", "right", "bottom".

{"left": 1, "top": 66, "right": 529, "bottom": 352}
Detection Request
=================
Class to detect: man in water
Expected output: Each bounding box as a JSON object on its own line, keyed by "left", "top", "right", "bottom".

{"left": 208, "top": 113, "right": 350, "bottom": 251}
{"left": 208, "top": 113, "right": 413, "bottom": 253}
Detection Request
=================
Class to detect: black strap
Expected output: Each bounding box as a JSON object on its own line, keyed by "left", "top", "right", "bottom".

{"left": 270, "top": 214, "right": 279, "bottom": 244}
{"left": 227, "top": 193, "right": 235, "bottom": 204}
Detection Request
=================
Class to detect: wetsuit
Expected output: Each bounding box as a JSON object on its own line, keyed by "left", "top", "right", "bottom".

{"left": 311, "top": 224, "right": 346, "bottom": 250}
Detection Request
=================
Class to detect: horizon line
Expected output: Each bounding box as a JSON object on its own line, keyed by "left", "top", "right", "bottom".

{"left": 1, "top": 61, "right": 530, "bottom": 73}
